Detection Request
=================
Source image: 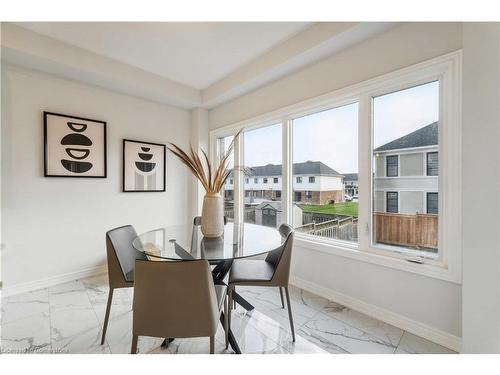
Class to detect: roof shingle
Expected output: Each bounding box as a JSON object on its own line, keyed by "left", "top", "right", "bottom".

{"left": 243, "top": 161, "right": 341, "bottom": 177}
{"left": 375, "top": 122, "right": 438, "bottom": 152}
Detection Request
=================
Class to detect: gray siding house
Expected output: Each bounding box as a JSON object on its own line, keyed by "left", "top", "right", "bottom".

{"left": 373, "top": 122, "right": 439, "bottom": 215}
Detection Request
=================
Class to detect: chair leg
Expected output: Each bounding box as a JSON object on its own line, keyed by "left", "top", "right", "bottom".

{"left": 224, "top": 295, "right": 229, "bottom": 349}
{"left": 233, "top": 286, "right": 236, "bottom": 309}
{"left": 131, "top": 335, "right": 138, "bottom": 354}
{"left": 284, "top": 286, "right": 296, "bottom": 342}
{"left": 227, "top": 286, "right": 233, "bottom": 344}
{"left": 210, "top": 336, "right": 215, "bottom": 354}
{"left": 101, "top": 288, "right": 114, "bottom": 345}
{"left": 279, "top": 287, "right": 285, "bottom": 308}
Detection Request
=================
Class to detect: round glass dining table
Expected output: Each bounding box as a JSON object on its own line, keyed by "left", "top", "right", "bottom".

{"left": 132, "top": 221, "right": 283, "bottom": 262}
{"left": 132, "top": 221, "right": 283, "bottom": 354}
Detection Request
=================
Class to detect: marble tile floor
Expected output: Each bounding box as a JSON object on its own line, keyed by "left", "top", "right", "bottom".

{"left": 0, "top": 274, "right": 456, "bottom": 354}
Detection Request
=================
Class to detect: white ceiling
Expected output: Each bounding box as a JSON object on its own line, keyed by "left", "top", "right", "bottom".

{"left": 15, "top": 22, "right": 311, "bottom": 89}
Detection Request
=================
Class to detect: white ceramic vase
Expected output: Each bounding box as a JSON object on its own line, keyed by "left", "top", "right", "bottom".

{"left": 201, "top": 193, "right": 224, "bottom": 238}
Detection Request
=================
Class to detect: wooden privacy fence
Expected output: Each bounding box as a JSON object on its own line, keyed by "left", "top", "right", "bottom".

{"left": 296, "top": 216, "right": 358, "bottom": 242}
{"left": 374, "top": 212, "right": 438, "bottom": 250}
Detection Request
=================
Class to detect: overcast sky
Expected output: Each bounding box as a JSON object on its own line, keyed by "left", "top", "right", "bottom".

{"left": 226, "top": 81, "right": 439, "bottom": 174}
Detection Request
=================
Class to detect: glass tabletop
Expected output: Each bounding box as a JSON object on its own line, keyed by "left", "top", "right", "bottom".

{"left": 132, "top": 222, "right": 283, "bottom": 262}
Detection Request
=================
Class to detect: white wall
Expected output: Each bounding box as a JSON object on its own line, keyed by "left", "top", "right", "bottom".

{"left": 1, "top": 65, "right": 192, "bottom": 293}
{"left": 209, "top": 23, "right": 463, "bottom": 129}
{"left": 461, "top": 23, "right": 500, "bottom": 353}
{"left": 209, "top": 22, "right": 464, "bottom": 347}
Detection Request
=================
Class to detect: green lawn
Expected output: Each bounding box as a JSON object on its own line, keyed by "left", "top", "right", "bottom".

{"left": 300, "top": 201, "right": 358, "bottom": 217}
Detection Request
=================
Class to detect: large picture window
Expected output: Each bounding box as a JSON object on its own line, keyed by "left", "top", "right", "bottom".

{"left": 211, "top": 52, "right": 461, "bottom": 281}
{"left": 291, "top": 103, "right": 358, "bottom": 243}
{"left": 243, "top": 123, "right": 282, "bottom": 227}
{"left": 372, "top": 81, "right": 439, "bottom": 254}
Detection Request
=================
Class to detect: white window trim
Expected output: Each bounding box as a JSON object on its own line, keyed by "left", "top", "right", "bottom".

{"left": 210, "top": 51, "right": 462, "bottom": 284}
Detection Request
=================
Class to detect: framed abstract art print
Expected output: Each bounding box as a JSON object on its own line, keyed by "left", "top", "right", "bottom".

{"left": 44, "top": 111, "right": 107, "bottom": 178}
{"left": 123, "top": 139, "right": 166, "bottom": 192}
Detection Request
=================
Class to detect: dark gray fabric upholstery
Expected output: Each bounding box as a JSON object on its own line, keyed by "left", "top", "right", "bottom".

{"left": 228, "top": 260, "right": 275, "bottom": 284}
{"left": 106, "top": 225, "right": 147, "bottom": 282}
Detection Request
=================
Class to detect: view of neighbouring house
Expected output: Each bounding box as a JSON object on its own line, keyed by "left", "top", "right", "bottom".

{"left": 222, "top": 122, "right": 439, "bottom": 252}
{"left": 224, "top": 160, "right": 345, "bottom": 205}
{"left": 373, "top": 122, "right": 439, "bottom": 251}
{"left": 343, "top": 173, "right": 358, "bottom": 197}
{"left": 373, "top": 122, "right": 438, "bottom": 215}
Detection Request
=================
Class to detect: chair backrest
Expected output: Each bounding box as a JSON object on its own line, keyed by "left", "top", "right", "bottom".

{"left": 194, "top": 216, "right": 227, "bottom": 226}
{"left": 278, "top": 223, "right": 293, "bottom": 239}
{"left": 265, "top": 224, "right": 294, "bottom": 286}
{"left": 132, "top": 259, "right": 220, "bottom": 339}
{"left": 106, "top": 225, "right": 148, "bottom": 286}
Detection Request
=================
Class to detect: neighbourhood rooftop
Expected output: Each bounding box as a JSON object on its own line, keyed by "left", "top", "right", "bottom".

{"left": 238, "top": 160, "right": 343, "bottom": 177}
{"left": 342, "top": 173, "right": 358, "bottom": 181}
{"left": 375, "top": 122, "right": 438, "bottom": 152}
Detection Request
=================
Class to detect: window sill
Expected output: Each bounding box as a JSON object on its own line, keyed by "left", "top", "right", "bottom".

{"left": 294, "top": 233, "right": 461, "bottom": 284}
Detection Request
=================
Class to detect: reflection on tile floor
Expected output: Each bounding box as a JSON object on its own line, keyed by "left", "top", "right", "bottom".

{"left": 0, "top": 274, "right": 457, "bottom": 354}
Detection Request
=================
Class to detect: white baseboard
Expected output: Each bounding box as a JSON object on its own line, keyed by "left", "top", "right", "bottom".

{"left": 2, "top": 265, "right": 107, "bottom": 297}
{"left": 290, "top": 275, "right": 462, "bottom": 352}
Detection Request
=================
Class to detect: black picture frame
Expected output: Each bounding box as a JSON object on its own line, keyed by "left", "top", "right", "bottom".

{"left": 43, "top": 111, "right": 107, "bottom": 178}
{"left": 122, "top": 139, "right": 166, "bottom": 192}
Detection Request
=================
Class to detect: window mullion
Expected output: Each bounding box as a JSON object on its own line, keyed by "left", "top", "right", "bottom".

{"left": 358, "top": 94, "right": 371, "bottom": 251}
{"left": 282, "top": 119, "right": 292, "bottom": 225}
{"left": 234, "top": 133, "right": 244, "bottom": 224}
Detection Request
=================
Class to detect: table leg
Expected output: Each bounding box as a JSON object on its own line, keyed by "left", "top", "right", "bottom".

{"left": 220, "top": 312, "right": 240, "bottom": 354}
{"left": 161, "top": 337, "right": 175, "bottom": 347}
{"left": 231, "top": 291, "right": 254, "bottom": 311}
{"left": 211, "top": 259, "right": 254, "bottom": 311}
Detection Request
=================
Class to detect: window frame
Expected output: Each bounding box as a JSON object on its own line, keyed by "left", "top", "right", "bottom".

{"left": 309, "top": 176, "right": 316, "bottom": 183}
{"left": 386, "top": 155, "right": 399, "bottom": 177}
{"left": 426, "top": 192, "right": 439, "bottom": 214}
{"left": 210, "top": 51, "right": 462, "bottom": 284}
{"left": 426, "top": 151, "right": 439, "bottom": 176}
{"left": 385, "top": 191, "right": 399, "bottom": 213}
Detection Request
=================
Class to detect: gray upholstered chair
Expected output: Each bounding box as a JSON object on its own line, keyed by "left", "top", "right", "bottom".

{"left": 131, "top": 259, "right": 228, "bottom": 354}
{"left": 101, "top": 225, "right": 148, "bottom": 345}
{"left": 227, "top": 224, "right": 295, "bottom": 343}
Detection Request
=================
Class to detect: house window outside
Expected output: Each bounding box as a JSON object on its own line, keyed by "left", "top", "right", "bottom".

{"left": 373, "top": 80, "right": 440, "bottom": 254}
{"left": 427, "top": 192, "right": 438, "bottom": 214}
{"left": 263, "top": 178, "right": 268, "bottom": 183}
{"left": 386, "top": 155, "right": 398, "bottom": 177}
{"left": 309, "top": 176, "right": 315, "bottom": 183}
{"left": 245, "top": 178, "right": 249, "bottom": 184}
{"left": 386, "top": 192, "right": 398, "bottom": 213}
{"left": 296, "top": 177, "right": 302, "bottom": 183}
{"left": 273, "top": 177, "right": 279, "bottom": 183}
{"left": 254, "top": 178, "right": 258, "bottom": 183}
{"left": 427, "top": 152, "right": 438, "bottom": 176}
{"left": 275, "top": 191, "right": 281, "bottom": 199}
{"left": 229, "top": 179, "right": 233, "bottom": 184}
